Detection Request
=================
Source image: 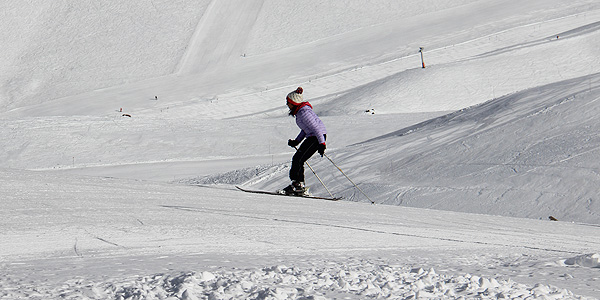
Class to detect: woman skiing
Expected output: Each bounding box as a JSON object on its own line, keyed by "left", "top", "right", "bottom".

{"left": 282, "top": 87, "right": 327, "bottom": 196}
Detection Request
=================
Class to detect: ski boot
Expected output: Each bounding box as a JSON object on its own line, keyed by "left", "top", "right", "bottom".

{"left": 281, "top": 181, "right": 309, "bottom": 196}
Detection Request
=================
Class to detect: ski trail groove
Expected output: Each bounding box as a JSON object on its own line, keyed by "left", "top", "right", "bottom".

{"left": 94, "top": 237, "right": 125, "bottom": 248}
{"left": 73, "top": 238, "right": 83, "bottom": 258}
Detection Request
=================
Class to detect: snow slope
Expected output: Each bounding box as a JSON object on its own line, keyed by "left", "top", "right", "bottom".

{"left": 2, "top": 169, "right": 599, "bottom": 299}
{"left": 242, "top": 73, "right": 600, "bottom": 224}
{"left": 2, "top": 0, "right": 600, "bottom": 298}
{"left": 0, "top": 0, "right": 211, "bottom": 110}
{"left": 3, "top": 0, "right": 599, "bottom": 118}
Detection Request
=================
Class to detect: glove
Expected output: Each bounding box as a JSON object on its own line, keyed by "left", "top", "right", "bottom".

{"left": 288, "top": 139, "right": 300, "bottom": 148}
{"left": 318, "top": 143, "right": 326, "bottom": 157}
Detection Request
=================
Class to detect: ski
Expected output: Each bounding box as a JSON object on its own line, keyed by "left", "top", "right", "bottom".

{"left": 235, "top": 186, "right": 342, "bottom": 201}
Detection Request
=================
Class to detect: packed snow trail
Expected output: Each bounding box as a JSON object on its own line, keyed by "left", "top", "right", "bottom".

{"left": 1, "top": 169, "right": 600, "bottom": 298}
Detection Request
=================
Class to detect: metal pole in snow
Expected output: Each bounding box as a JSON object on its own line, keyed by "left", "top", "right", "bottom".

{"left": 419, "top": 47, "right": 426, "bottom": 68}
{"left": 323, "top": 153, "right": 375, "bottom": 204}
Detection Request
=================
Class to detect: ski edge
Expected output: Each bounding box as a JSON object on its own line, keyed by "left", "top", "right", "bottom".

{"left": 235, "top": 186, "right": 342, "bottom": 201}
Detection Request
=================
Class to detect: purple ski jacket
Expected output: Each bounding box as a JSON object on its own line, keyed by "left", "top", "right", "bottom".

{"left": 293, "top": 103, "right": 327, "bottom": 145}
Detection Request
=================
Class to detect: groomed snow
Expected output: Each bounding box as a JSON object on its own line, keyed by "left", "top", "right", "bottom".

{"left": 1, "top": 0, "right": 600, "bottom": 299}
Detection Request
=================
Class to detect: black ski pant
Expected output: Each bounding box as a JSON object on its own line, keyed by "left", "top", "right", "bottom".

{"left": 289, "top": 135, "right": 326, "bottom": 183}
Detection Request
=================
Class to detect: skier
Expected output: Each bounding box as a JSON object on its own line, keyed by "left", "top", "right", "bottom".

{"left": 282, "top": 87, "right": 327, "bottom": 196}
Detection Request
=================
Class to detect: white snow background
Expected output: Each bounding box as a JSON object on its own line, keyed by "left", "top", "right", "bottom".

{"left": 1, "top": 0, "right": 600, "bottom": 299}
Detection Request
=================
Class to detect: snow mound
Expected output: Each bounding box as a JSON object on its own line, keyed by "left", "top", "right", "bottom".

{"left": 40, "top": 262, "right": 589, "bottom": 300}
{"left": 179, "top": 164, "right": 287, "bottom": 186}
{"left": 563, "top": 253, "right": 600, "bottom": 268}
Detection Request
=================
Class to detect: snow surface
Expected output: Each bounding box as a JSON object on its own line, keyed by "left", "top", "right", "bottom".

{"left": 2, "top": 0, "right": 600, "bottom": 299}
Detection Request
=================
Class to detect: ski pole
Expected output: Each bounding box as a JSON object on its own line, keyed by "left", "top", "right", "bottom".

{"left": 294, "top": 146, "right": 335, "bottom": 199}
{"left": 323, "top": 153, "right": 375, "bottom": 204}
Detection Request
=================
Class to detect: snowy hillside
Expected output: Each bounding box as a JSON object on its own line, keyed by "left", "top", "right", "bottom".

{"left": 2, "top": 0, "right": 600, "bottom": 298}
{"left": 238, "top": 73, "right": 600, "bottom": 224}
{"left": 2, "top": 168, "right": 600, "bottom": 299}
{"left": 0, "top": 0, "right": 211, "bottom": 110}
